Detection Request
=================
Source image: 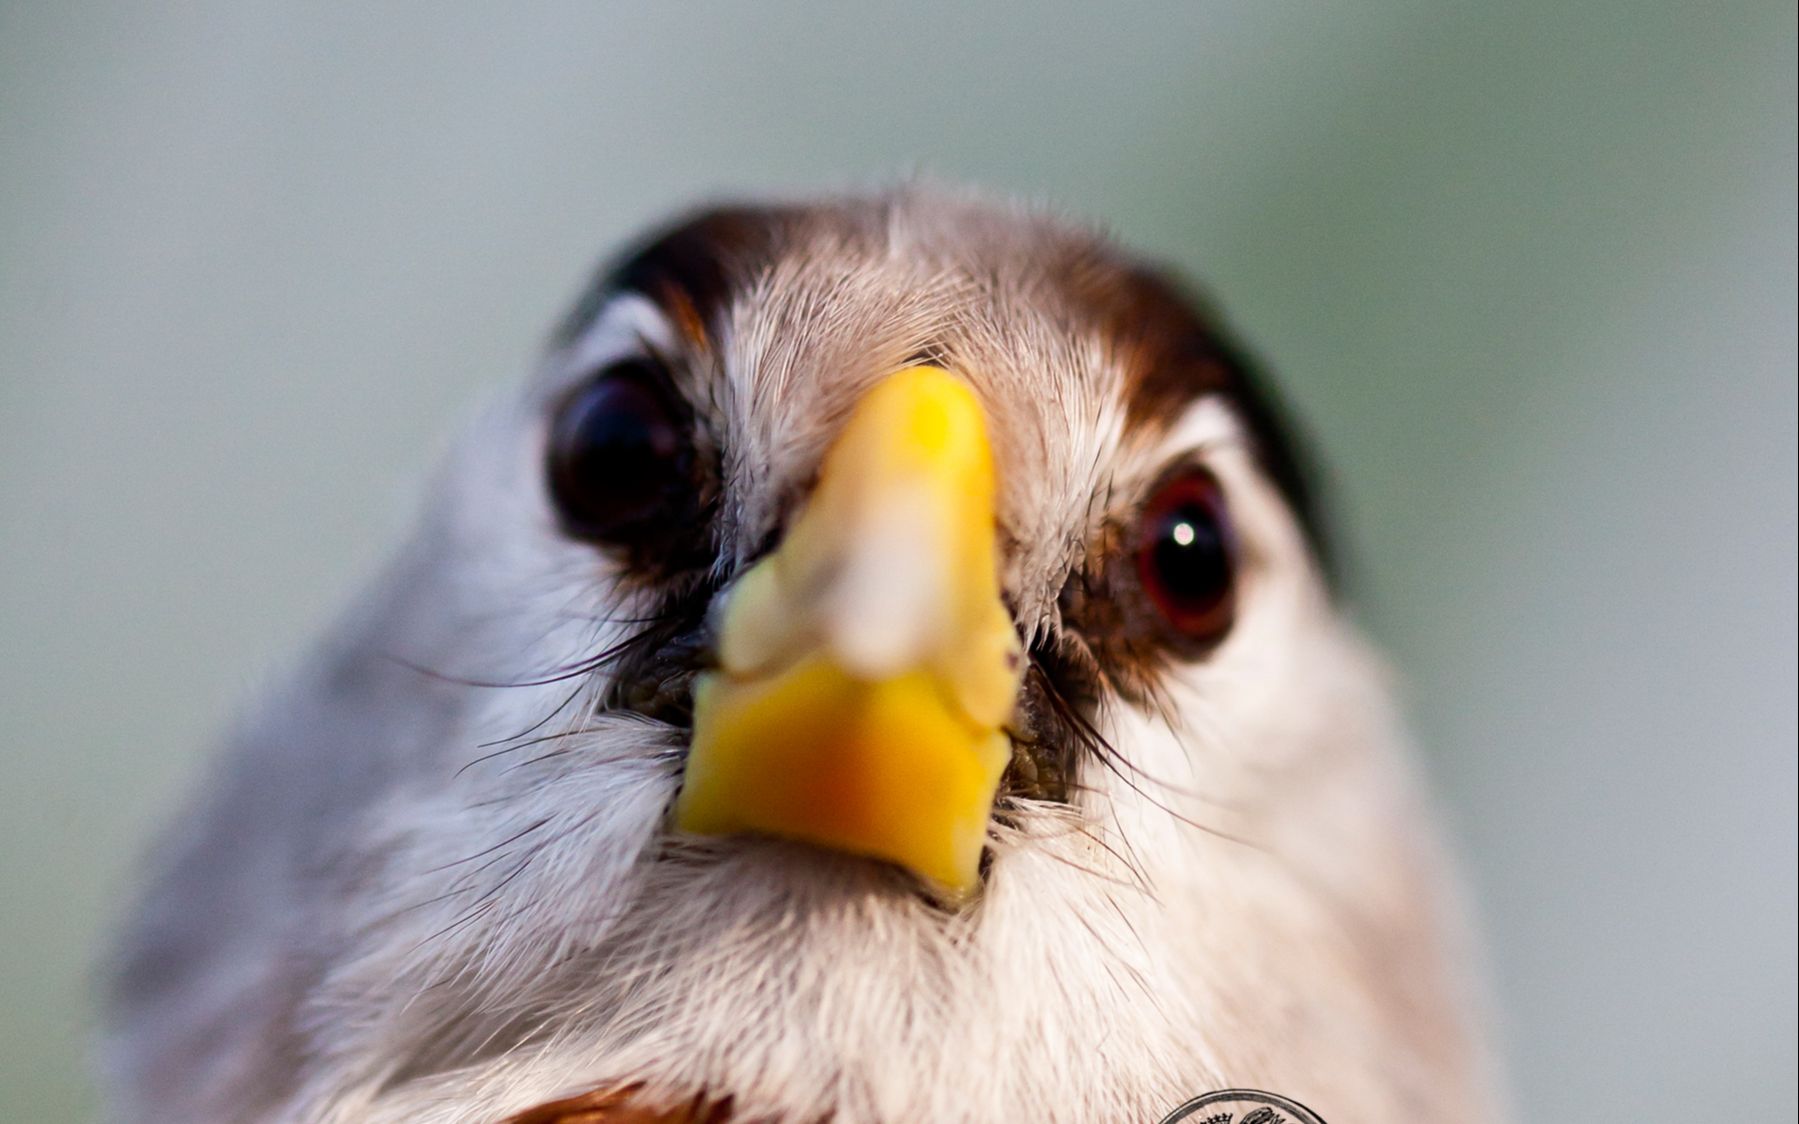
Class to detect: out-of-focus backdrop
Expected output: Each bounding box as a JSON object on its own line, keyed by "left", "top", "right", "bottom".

{"left": 2, "top": 3, "right": 1793, "bottom": 1119}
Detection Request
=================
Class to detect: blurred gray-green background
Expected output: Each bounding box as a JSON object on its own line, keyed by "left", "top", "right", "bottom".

{"left": 2, "top": 3, "right": 1793, "bottom": 1119}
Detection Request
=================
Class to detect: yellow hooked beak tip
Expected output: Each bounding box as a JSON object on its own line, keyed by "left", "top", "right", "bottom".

{"left": 671, "top": 366, "right": 1023, "bottom": 895}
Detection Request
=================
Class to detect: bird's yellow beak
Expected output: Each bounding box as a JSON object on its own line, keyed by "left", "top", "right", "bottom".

{"left": 673, "top": 366, "right": 1023, "bottom": 895}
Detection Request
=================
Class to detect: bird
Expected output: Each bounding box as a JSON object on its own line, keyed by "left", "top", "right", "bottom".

{"left": 102, "top": 187, "right": 1499, "bottom": 1124}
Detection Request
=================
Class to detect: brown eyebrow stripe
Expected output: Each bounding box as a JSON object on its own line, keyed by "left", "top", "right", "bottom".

{"left": 1069, "top": 259, "right": 1336, "bottom": 585}
{"left": 553, "top": 205, "right": 796, "bottom": 349}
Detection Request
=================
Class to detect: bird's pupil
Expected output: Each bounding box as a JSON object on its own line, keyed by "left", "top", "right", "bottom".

{"left": 547, "top": 359, "right": 693, "bottom": 543}
{"left": 1149, "top": 504, "right": 1229, "bottom": 611}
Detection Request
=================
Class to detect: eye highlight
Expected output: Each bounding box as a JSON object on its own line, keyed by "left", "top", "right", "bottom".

{"left": 546, "top": 357, "right": 697, "bottom": 547}
{"left": 1130, "top": 465, "right": 1237, "bottom": 647}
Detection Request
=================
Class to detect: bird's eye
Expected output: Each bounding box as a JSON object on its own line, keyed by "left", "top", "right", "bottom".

{"left": 1131, "top": 465, "right": 1237, "bottom": 647}
{"left": 546, "top": 357, "right": 696, "bottom": 545}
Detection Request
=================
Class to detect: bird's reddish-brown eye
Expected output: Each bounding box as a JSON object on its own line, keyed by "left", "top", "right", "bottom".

{"left": 546, "top": 358, "right": 695, "bottom": 544}
{"left": 1132, "top": 466, "right": 1237, "bottom": 646}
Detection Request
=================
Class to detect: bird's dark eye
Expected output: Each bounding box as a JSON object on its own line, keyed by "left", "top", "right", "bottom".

{"left": 546, "top": 357, "right": 696, "bottom": 545}
{"left": 1131, "top": 465, "right": 1237, "bottom": 647}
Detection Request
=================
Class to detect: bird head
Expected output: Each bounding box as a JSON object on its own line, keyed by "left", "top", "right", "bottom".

{"left": 105, "top": 189, "right": 1489, "bottom": 1123}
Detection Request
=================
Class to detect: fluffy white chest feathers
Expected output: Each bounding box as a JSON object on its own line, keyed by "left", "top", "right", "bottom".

{"left": 104, "top": 190, "right": 1497, "bottom": 1124}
